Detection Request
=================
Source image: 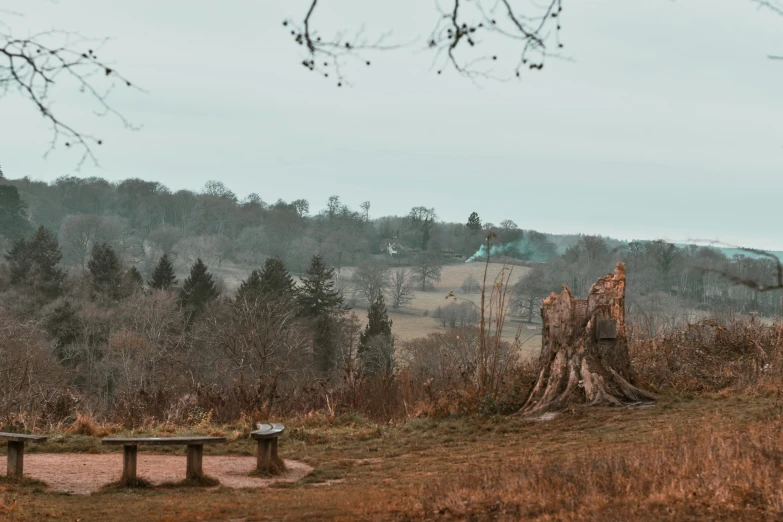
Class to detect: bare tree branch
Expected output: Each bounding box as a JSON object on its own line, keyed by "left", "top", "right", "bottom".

{"left": 283, "top": 0, "right": 402, "bottom": 87}
{"left": 0, "top": 22, "right": 139, "bottom": 168}
{"left": 286, "top": 0, "right": 564, "bottom": 85}
{"left": 752, "top": 0, "right": 783, "bottom": 16}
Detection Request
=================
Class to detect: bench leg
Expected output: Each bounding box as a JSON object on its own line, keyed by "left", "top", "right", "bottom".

{"left": 186, "top": 444, "right": 203, "bottom": 480}
{"left": 256, "top": 439, "right": 272, "bottom": 474}
{"left": 7, "top": 441, "right": 24, "bottom": 479}
{"left": 122, "top": 445, "right": 137, "bottom": 484}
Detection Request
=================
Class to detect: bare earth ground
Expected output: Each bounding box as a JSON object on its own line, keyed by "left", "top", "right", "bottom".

{"left": 24, "top": 455, "right": 311, "bottom": 494}
{"left": 2, "top": 395, "right": 780, "bottom": 521}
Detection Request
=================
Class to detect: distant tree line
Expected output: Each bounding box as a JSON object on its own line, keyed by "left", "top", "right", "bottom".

{"left": 514, "top": 236, "right": 783, "bottom": 333}
{"left": 0, "top": 176, "right": 546, "bottom": 278}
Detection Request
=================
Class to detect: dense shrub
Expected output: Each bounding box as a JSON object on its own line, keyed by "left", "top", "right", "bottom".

{"left": 631, "top": 315, "right": 783, "bottom": 394}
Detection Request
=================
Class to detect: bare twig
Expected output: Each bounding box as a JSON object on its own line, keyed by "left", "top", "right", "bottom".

{"left": 288, "top": 0, "right": 563, "bottom": 84}
{"left": 752, "top": 0, "right": 783, "bottom": 16}
{"left": 284, "top": 0, "right": 402, "bottom": 87}
{"left": 0, "top": 25, "right": 139, "bottom": 167}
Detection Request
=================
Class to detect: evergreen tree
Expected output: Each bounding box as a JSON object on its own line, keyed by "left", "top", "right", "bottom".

{"left": 88, "top": 243, "right": 123, "bottom": 298}
{"left": 236, "top": 269, "right": 263, "bottom": 303}
{"left": 298, "top": 255, "right": 344, "bottom": 317}
{"left": 466, "top": 211, "right": 482, "bottom": 234}
{"left": 0, "top": 185, "right": 31, "bottom": 241}
{"left": 6, "top": 238, "right": 28, "bottom": 285}
{"left": 299, "top": 255, "right": 347, "bottom": 372}
{"left": 358, "top": 294, "right": 394, "bottom": 375}
{"left": 5, "top": 226, "right": 66, "bottom": 299}
{"left": 179, "top": 258, "right": 219, "bottom": 313}
{"left": 125, "top": 266, "right": 144, "bottom": 294}
{"left": 148, "top": 254, "right": 178, "bottom": 290}
{"left": 259, "top": 257, "right": 297, "bottom": 297}
{"left": 237, "top": 257, "right": 297, "bottom": 304}
{"left": 44, "top": 300, "right": 82, "bottom": 353}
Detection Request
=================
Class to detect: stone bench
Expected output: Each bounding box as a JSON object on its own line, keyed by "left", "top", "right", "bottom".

{"left": 251, "top": 423, "right": 285, "bottom": 475}
{"left": 0, "top": 432, "right": 47, "bottom": 479}
{"left": 102, "top": 436, "right": 226, "bottom": 484}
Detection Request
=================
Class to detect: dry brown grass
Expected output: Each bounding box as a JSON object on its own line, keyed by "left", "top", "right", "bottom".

{"left": 66, "top": 413, "right": 98, "bottom": 436}
{"left": 3, "top": 395, "right": 781, "bottom": 521}
{"left": 419, "top": 412, "right": 783, "bottom": 520}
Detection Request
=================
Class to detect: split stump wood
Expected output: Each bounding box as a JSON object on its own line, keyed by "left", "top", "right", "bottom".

{"left": 519, "top": 263, "right": 656, "bottom": 416}
{"left": 251, "top": 423, "right": 285, "bottom": 475}
{"left": 102, "top": 436, "right": 226, "bottom": 484}
{"left": 0, "top": 432, "right": 47, "bottom": 479}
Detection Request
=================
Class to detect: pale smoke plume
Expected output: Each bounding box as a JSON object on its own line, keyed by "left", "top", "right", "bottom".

{"left": 466, "top": 237, "right": 556, "bottom": 263}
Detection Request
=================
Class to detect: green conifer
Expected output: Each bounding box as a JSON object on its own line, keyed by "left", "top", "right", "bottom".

{"left": 88, "top": 243, "right": 123, "bottom": 298}
{"left": 259, "top": 257, "right": 297, "bottom": 297}
{"left": 299, "top": 255, "right": 347, "bottom": 372}
{"left": 148, "top": 254, "right": 178, "bottom": 290}
{"left": 0, "top": 185, "right": 31, "bottom": 241}
{"left": 298, "top": 255, "right": 344, "bottom": 317}
{"left": 179, "top": 258, "right": 219, "bottom": 313}
{"left": 5, "top": 226, "right": 66, "bottom": 299}
{"left": 358, "top": 294, "right": 394, "bottom": 375}
{"left": 237, "top": 257, "right": 296, "bottom": 304}
{"left": 466, "top": 211, "right": 482, "bottom": 234}
{"left": 125, "top": 266, "right": 144, "bottom": 294}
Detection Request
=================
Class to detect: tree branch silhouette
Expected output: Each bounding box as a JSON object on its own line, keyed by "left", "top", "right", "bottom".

{"left": 286, "top": 0, "right": 563, "bottom": 85}
{"left": 0, "top": 21, "right": 138, "bottom": 167}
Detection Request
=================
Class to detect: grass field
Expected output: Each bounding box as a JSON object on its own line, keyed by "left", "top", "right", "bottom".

{"left": 345, "top": 262, "right": 538, "bottom": 354}
{"left": 3, "top": 393, "right": 781, "bottom": 521}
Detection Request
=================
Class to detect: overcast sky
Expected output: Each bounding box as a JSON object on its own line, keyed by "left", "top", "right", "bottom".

{"left": 1, "top": 1, "right": 781, "bottom": 249}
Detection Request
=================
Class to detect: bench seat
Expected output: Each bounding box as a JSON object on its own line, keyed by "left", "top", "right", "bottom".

{"left": 103, "top": 436, "right": 225, "bottom": 446}
{"left": 102, "top": 436, "right": 226, "bottom": 484}
{"left": 0, "top": 432, "right": 48, "bottom": 479}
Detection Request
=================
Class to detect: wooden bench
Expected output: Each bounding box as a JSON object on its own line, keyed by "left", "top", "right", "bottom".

{"left": 0, "top": 432, "right": 47, "bottom": 479}
{"left": 251, "top": 423, "right": 285, "bottom": 475}
{"left": 102, "top": 436, "right": 226, "bottom": 484}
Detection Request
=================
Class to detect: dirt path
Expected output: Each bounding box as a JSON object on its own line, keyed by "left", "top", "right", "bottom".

{"left": 23, "top": 454, "right": 312, "bottom": 494}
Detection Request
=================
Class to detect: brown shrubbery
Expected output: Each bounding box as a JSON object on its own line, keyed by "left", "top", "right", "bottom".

{"left": 631, "top": 315, "right": 783, "bottom": 395}
{"left": 1, "top": 253, "right": 781, "bottom": 433}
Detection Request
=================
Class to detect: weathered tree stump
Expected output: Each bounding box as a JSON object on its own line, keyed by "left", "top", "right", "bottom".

{"left": 518, "top": 263, "right": 655, "bottom": 416}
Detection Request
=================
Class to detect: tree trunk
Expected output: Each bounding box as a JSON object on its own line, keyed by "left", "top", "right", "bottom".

{"left": 518, "top": 263, "right": 655, "bottom": 417}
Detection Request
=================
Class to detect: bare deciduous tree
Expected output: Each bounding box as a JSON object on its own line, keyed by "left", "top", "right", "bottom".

{"left": 352, "top": 260, "right": 389, "bottom": 304}
{"left": 174, "top": 235, "right": 232, "bottom": 274}
{"left": 386, "top": 267, "right": 415, "bottom": 309}
{"left": 359, "top": 201, "right": 371, "bottom": 222}
{"left": 461, "top": 275, "right": 480, "bottom": 294}
{"left": 204, "top": 295, "right": 310, "bottom": 414}
{"left": 0, "top": 309, "right": 68, "bottom": 424}
{"left": 412, "top": 252, "right": 442, "bottom": 291}
{"left": 58, "top": 214, "right": 128, "bottom": 268}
